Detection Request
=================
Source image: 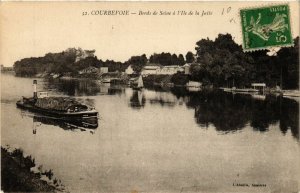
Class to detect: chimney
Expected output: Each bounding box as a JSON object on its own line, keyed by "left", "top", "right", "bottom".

{"left": 33, "top": 80, "right": 37, "bottom": 99}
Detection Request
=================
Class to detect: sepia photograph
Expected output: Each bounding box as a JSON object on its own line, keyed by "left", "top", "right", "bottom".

{"left": 0, "top": 1, "right": 299, "bottom": 193}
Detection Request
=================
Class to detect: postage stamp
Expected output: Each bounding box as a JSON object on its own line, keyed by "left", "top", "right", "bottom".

{"left": 240, "top": 4, "right": 293, "bottom": 51}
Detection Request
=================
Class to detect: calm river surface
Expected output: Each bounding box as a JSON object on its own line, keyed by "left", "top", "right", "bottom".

{"left": 1, "top": 73, "right": 300, "bottom": 193}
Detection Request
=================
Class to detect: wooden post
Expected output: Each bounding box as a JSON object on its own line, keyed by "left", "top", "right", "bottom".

{"left": 33, "top": 80, "right": 37, "bottom": 99}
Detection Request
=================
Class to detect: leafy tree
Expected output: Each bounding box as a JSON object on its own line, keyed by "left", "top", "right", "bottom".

{"left": 185, "top": 51, "right": 195, "bottom": 63}
{"left": 14, "top": 48, "right": 99, "bottom": 76}
{"left": 171, "top": 54, "right": 178, "bottom": 65}
{"left": 178, "top": 54, "right": 185, "bottom": 66}
{"left": 127, "top": 54, "right": 147, "bottom": 73}
{"left": 276, "top": 37, "right": 299, "bottom": 89}
{"left": 171, "top": 73, "right": 189, "bottom": 85}
{"left": 149, "top": 52, "right": 185, "bottom": 66}
{"left": 247, "top": 37, "right": 299, "bottom": 89}
{"left": 193, "top": 33, "right": 255, "bottom": 87}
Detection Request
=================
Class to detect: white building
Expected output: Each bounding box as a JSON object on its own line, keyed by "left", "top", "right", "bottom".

{"left": 141, "top": 66, "right": 160, "bottom": 75}
{"left": 125, "top": 65, "right": 134, "bottom": 75}
{"left": 183, "top": 63, "right": 191, "bottom": 75}
{"left": 159, "top": 65, "right": 182, "bottom": 75}
{"left": 186, "top": 81, "right": 202, "bottom": 88}
{"left": 141, "top": 65, "right": 183, "bottom": 76}
{"left": 100, "top": 67, "right": 109, "bottom": 73}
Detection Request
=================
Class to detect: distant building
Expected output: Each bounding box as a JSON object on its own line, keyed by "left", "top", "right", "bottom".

{"left": 0, "top": 65, "right": 3, "bottom": 71}
{"left": 183, "top": 63, "right": 202, "bottom": 75}
{"left": 159, "top": 65, "right": 182, "bottom": 75}
{"left": 141, "top": 64, "right": 183, "bottom": 76}
{"left": 186, "top": 81, "right": 202, "bottom": 88}
{"left": 79, "top": 66, "right": 99, "bottom": 74}
{"left": 251, "top": 83, "right": 266, "bottom": 92}
{"left": 125, "top": 65, "right": 134, "bottom": 75}
{"left": 100, "top": 67, "right": 109, "bottom": 74}
{"left": 183, "top": 63, "right": 191, "bottom": 75}
{"left": 141, "top": 65, "right": 160, "bottom": 76}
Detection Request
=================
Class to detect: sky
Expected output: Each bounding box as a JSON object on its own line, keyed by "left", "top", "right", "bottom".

{"left": 0, "top": 1, "right": 299, "bottom": 66}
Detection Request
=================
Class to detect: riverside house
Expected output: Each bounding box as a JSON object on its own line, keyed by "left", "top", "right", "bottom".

{"left": 141, "top": 65, "right": 160, "bottom": 76}
{"left": 100, "top": 67, "right": 109, "bottom": 74}
{"left": 159, "top": 65, "right": 183, "bottom": 75}
{"left": 183, "top": 63, "right": 191, "bottom": 75}
{"left": 141, "top": 64, "right": 183, "bottom": 76}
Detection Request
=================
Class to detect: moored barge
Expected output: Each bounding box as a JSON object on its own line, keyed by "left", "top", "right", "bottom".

{"left": 16, "top": 80, "right": 98, "bottom": 121}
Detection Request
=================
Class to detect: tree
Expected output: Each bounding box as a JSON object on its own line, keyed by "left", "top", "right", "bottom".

{"left": 194, "top": 33, "right": 255, "bottom": 87}
{"left": 178, "top": 54, "right": 185, "bottom": 66}
{"left": 171, "top": 54, "right": 178, "bottom": 65}
{"left": 247, "top": 37, "right": 299, "bottom": 89}
{"left": 127, "top": 54, "right": 147, "bottom": 73}
{"left": 185, "top": 51, "right": 194, "bottom": 63}
{"left": 149, "top": 52, "right": 185, "bottom": 66}
{"left": 276, "top": 37, "right": 299, "bottom": 89}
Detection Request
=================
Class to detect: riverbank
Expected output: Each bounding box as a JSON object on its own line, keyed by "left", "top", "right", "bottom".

{"left": 13, "top": 72, "right": 300, "bottom": 95}
{"left": 1, "top": 147, "right": 64, "bottom": 192}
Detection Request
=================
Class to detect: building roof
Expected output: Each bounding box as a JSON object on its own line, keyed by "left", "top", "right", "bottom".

{"left": 162, "top": 65, "right": 181, "bottom": 68}
{"left": 251, "top": 83, "right": 266, "bottom": 87}
{"left": 144, "top": 66, "right": 160, "bottom": 70}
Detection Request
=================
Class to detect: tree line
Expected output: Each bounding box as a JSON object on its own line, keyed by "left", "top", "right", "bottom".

{"left": 13, "top": 48, "right": 127, "bottom": 76}
{"left": 13, "top": 33, "right": 299, "bottom": 89}
{"left": 191, "top": 34, "right": 299, "bottom": 89}
{"left": 14, "top": 49, "right": 193, "bottom": 76}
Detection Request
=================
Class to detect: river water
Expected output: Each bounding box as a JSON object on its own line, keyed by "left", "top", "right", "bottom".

{"left": 1, "top": 73, "right": 299, "bottom": 193}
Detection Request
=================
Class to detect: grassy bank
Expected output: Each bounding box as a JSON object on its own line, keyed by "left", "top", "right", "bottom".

{"left": 1, "top": 147, "right": 63, "bottom": 192}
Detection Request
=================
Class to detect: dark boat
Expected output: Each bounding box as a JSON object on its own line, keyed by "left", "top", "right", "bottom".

{"left": 16, "top": 80, "right": 98, "bottom": 121}
{"left": 33, "top": 115, "right": 98, "bottom": 130}
{"left": 17, "top": 97, "right": 98, "bottom": 120}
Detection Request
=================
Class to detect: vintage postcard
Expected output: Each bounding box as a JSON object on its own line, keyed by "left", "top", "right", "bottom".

{"left": 0, "top": 1, "right": 299, "bottom": 193}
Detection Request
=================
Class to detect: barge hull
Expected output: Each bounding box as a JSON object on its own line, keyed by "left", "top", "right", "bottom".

{"left": 16, "top": 102, "right": 98, "bottom": 121}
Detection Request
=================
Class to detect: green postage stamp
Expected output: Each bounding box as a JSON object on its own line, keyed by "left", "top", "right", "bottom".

{"left": 240, "top": 4, "right": 293, "bottom": 51}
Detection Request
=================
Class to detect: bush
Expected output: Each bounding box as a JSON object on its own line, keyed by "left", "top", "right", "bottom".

{"left": 171, "top": 73, "right": 189, "bottom": 85}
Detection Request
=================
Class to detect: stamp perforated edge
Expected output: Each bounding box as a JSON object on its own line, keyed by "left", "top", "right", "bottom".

{"left": 239, "top": 3, "right": 295, "bottom": 52}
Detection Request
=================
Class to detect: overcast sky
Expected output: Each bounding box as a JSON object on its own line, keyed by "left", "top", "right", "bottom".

{"left": 0, "top": 1, "right": 299, "bottom": 66}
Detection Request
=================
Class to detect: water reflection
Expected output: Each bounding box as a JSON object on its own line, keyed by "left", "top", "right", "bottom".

{"left": 20, "top": 111, "right": 98, "bottom": 133}
{"left": 33, "top": 77, "right": 300, "bottom": 140}
{"left": 46, "top": 78, "right": 100, "bottom": 96}
{"left": 186, "top": 91, "right": 250, "bottom": 132}
{"left": 136, "top": 86, "right": 299, "bottom": 139}
{"left": 45, "top": 78, "right": 124, "bottom": 96}
{"left": 2, "top": 74, "right": 300, "bottom": 193}
{"left": 141, "top": 86, "right": 188, "bottom": 107}
{"left": 129, "top": 90, "right": 145, "bottom": 109}
{"left": 34, "top": 116, "right": 97, "bottom": 130}
{"left": 183, "top": 90, "right": 299, "bottom": 139}
{"left": 279, "top": 98, "right": 299, "bottom": 139}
